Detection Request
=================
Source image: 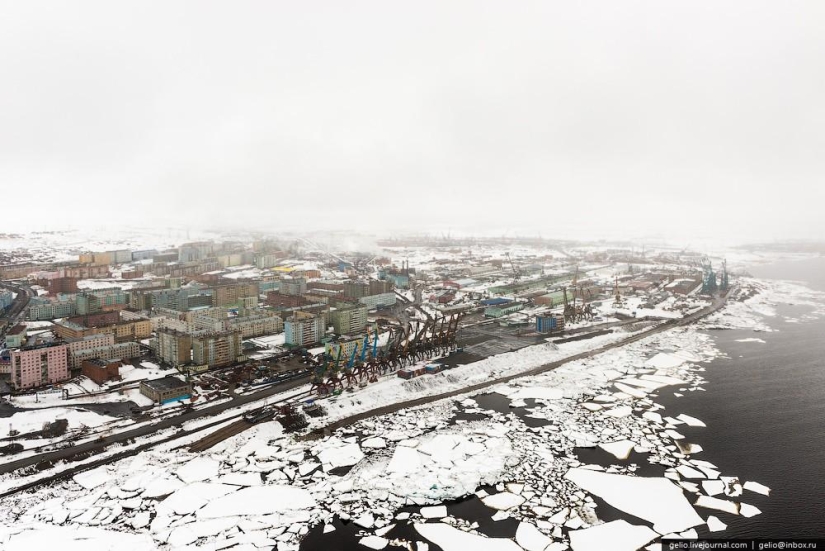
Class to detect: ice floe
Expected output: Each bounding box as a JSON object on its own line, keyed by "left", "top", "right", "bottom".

{"left": 196, "top": 485, "right": 315, "bottom": 517}
{"left": 565, "top": 468, "right": 704, "bottom": 534}
{"left": 695, "top": 496, "right": 739, "bottom": 515}
{"left": 415, "top": 522, "right": 523, "bottom": 551}
{"left": 569, "top": 519, "right": 658, "bottom": 551}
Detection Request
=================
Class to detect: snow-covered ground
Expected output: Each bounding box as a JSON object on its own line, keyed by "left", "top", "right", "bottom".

{"left": 0, "top": 275, "right": 820, "bottom": 550}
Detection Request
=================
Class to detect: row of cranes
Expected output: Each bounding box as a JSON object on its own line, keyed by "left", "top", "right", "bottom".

{"left": 307, "top": 313, "right": 463, "bottom": 396}
{"left": 701, "top": 257, "right": 730, "bottom": 294}
{"left": 561, "top": 266, "right": 595, "bottom": 323}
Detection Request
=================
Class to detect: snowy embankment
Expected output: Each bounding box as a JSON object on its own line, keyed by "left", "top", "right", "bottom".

{"left": 316, "top": 327, "right": 654, "bottom": 426}
{"left": 2, "top": 278, "right": 812, "bottom": 550}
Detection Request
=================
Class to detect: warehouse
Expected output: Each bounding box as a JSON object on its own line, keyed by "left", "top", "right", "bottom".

{"left": 140, "top": 376, "right": 192, "bottom": 404}
{"left": 484, "top": 302, "right": 525, "bottom": 318}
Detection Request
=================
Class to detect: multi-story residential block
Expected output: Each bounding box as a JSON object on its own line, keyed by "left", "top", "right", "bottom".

{"left": 47, "top": 277, "right": 79, "bottom": 295}
{"left": 157, "top": 329, "right": 193, "bottom": 366}
{"left": 53, "top": 318, "right": 152, "bottom": 342}
{"left": 278, "top": 277, "right": 307, "bottom": 297}
{"left": 284, "top": 312, "right": 325, "bottom": 347}
{"left": 68, "top": 311, "right": 120, "bottom": 327}
{"left": 178, "top": 242, "right": 215, "bottom": 262}
{"left": 5, "top": 324, "right": 27, "bottom": 348}
{"left": 212, "top": 283, "right": 259, "bottom": 307}
{"left": 27, "top": 298, "right": 77, "bottom": 320}
{"left": 7, "top": 343, "right": 69, "bottom": 389}
{"left": 343, "top": 281, "right": 370, "bottom": 299}
{"left": 131, "top": 249, "right": 158, "bottom": 261}
{"left": 65, "top": 333, "right": 140, "bottom": 371}
{"left": 60, "top": 265, "right": 110, "bottom": 279}
{"left": 307, "top": 281, "right": 345, "bottom": 292}
{"left": 72, "top": 342, "right": 140, "bottom": 371}
{"left": 66, "top": 333, "right": 116, "bottom": 368}
{"left": 324, "top": 336, "right": 364, "bottom": 360}
{"left": 330, "top": 304, "right": 368, "bottom": 335}
{"left": 369, "top": 279, "right": 393, "bottom": 295}
{"left": 358, "top": 292, "right": 396, "bottom": 309}
{"left": 191, "top": 331, "right": 242, "bottom": 368}
{"left": 228, "top": 314, "right": 283, "bottom": 338}
{"left": 76, "top": 289, "right": 130, "bottom": 315}
{"left": 255, "top": 254, "right": 282, "bottom": 269}
{"left": 0, "top": 289, "right": 14, "bottom": 311}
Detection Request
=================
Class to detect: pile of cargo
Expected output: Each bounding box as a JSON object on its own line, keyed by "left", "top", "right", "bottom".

{"left": 397, "top": 363, "right": 445, "bottom": 380}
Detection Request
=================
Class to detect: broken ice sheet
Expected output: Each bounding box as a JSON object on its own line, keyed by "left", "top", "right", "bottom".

{"left": 515, "top": 522, "right": 552, "bottom": 551}
{"left": 415, "top": 522, "right": 522, "bottom": 551}
{"left": 694, "top": 495, "right": 739, "bottom": 515}
{"left": 565, "top": 468, "right": 703, "bottom": 534}
{"left": 706, "top": 515, "right": 727, "bottom": 531}
{"left": 598, "top": 440, "right": 635, "bottom": 460}
{"left": 743, "top": 481, "right": 771, "bottom": 496}
{"left": 676, "top": 414, "right": 706, "bottom": 427}
{"left": 482, "top": 492, "right": 525, "bottom": 511}
{"left": 569, "top": 519, "right": 658, "bottom": 551}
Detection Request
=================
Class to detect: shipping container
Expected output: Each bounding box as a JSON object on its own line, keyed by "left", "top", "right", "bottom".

{"left": 397, "top": 368, "right": 415, "bottom": 380}
{"left": 425, "top": 364, "right": 441, "bottom": 374}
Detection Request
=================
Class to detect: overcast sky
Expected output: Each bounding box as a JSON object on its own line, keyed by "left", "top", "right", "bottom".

{"left": 1, "top": 1, "right": 823, "bottom": 243}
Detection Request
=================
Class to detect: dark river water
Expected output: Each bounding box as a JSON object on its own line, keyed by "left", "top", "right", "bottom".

{"left": 654, "top": 256, "right": 825, "bottom": 538}
{"left": 301, "top": 256, "right": 825, "bottom": 548}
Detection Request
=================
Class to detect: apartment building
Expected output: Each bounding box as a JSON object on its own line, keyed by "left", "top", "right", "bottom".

{"left": 212, "top": 283, "right": 259, "bottom": 307}
{"left": 7, "top": 343, "right": 69, "bottom": 389}
{"left": 191, "top": 331, "right": 242, "bottom": 368}
{"left": 157, "top": 329, "right": 193, "bottom": 366}
{"left": 284, "top": 312, "right": 325, "bottom": 347}
{"left": 330, "top": 304, "right": 368, "bottom": 335}
{"left": 72, "top": 343, "right": 139, "bottom": 373}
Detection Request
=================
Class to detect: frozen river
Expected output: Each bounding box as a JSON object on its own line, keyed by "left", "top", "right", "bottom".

{"left": 300, "top": 257, "right": 825, "bottom": 549}
{"left": 652, "top": 256, "right": 825, "bottom": 538}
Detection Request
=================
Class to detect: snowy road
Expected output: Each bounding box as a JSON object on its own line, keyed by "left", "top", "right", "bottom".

{"left": 0, "top": 373, "right": 310, "bottom": 481}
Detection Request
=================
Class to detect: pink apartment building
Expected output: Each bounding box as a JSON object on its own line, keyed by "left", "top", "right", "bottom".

{"left": 8, "top": 344, "right": 69, "bottom": 389}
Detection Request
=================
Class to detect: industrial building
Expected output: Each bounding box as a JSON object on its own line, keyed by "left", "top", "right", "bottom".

{"left": 140, "top": 376, "right": 192, "bottom": 404}
{"left": 665, "top": 278, "right": 702, "bottom": 295}
{"left": 533, "top": 290, "right": 569, "bottom": 308}
{"left": 535, "top": 313, "right": 565, "bottom": 333}
{"left": 443, "top": 278, "right": 478, "bottom": 289}
{"left": 82, "top": 358, "right": 121, "bottom": 385}
{"left": 484, "top": 302, "right": 525, "bottom": 318}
